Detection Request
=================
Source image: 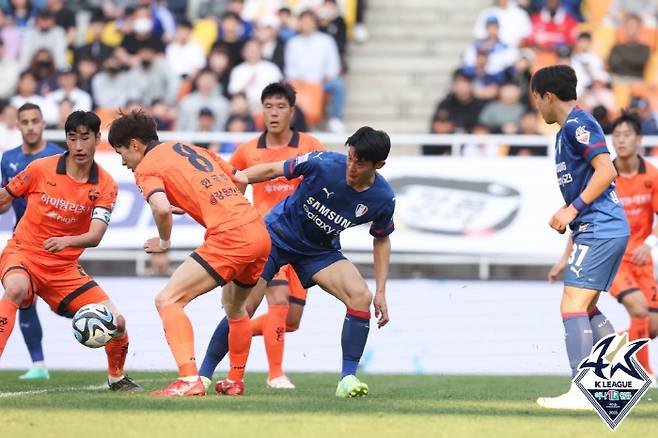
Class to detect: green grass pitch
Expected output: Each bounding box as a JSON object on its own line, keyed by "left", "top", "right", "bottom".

{"left": 2, "top": 371, "right": 657, "bottom": 437}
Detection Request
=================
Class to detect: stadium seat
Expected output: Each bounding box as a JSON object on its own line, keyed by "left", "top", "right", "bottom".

{"left": 616, "top": 26, "right": 657, "bottom": 51}
{"left": 613, "top": 83, "right": 632, "bottom": 110}
{"left": 582, "top": 0, "right": 614, "bottom": 24}
{"left": 191, "top": 18, "right": 218, "bottom": 55}
{"left": 288, "top": 80, "right": 325, "bottom": 128}
{"left": 531, "top": 49, "right": 558, "bottom": 73}
{"left": 591, "top": 25, "right": 616, "bottom": 59}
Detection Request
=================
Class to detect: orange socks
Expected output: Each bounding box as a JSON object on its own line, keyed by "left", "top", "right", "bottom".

{"left": 629, "top": 317, "right": 653, "bottom": 374}
{"left": 0, "top": 299, "right": 18, "bottom": 358}
{"left": 159, "top": 304, "right": 197, "bottom": 377}
{"left": 227, "top": 314, "right": 252, "bottom": 382}
{"left": 105, "top": 332, "right": 129, "bottom": 377}
{"left": 251, "top": 314, "right": 265, "bottom": 337}
{"left": 263, "top": 304, "right": 289, "bottom": 380}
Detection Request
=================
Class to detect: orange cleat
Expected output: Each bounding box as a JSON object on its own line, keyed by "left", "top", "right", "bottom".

{"left": 215, "top": 379, "right": 244, "bottom": 396}
{"left": 151, "top": 378, "right": 206, "bottom": 397}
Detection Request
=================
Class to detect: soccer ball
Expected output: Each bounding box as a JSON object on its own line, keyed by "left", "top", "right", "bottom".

{"left": 71, "top": 304, "right": 118, "bottom": 348}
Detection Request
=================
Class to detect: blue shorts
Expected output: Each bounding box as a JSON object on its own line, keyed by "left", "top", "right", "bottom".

{"left": 564, "top": 235, "right": 628, "bottom": 292}
{"left": 261, "top": 240, "right": 346, "bottom": 289}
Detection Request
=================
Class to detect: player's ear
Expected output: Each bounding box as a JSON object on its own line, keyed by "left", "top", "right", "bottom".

{"left": 375, "top": 160, "right": 385, "bottom": 170}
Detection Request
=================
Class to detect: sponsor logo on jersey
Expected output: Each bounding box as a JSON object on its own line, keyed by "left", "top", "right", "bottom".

{"left": 88, "top": 189, "right": 100, "bottom": 201}
{"left": 566, "top": 117, "right": 579, "bottom": 124}
{"left": 355, "top": 204, "right": 368, "bottom": 217}
{"left": 322, "top": 187, "right": 334, "bottom": 199}
{"left": 8, "top": 162, "right": 18, "bottom": 172}
{"left": 574, "top": 333, "right": 651, "bottom": 430}
{"left": 303, "top": 196, "right": 353, "bottom": 234}
{"left": 575, "top": 125, "right": 591, "bottom": 145}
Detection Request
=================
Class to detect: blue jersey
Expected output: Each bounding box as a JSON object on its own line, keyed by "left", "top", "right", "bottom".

{"left": 555, "top": 107, "right": 628, "bottom": 237}
{"left": 265, "top": 151, "right": 396, "bottom": 254}
{"left": 1, "top": 142, "right": 63, "bottom": 224}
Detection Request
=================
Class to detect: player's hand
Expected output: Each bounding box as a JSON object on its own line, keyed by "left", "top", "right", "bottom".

{"left": 144, "top": 237, "right": 168, "bottom": 253}
{"left": 231, "top": 169, "right": 249, "bottom": 185}
{"left": 631, "top": 244, "right": 652, "bottom": 266}
{"left": 549, "top": 205, "right": 578, "bottom": 234}
{"left": 43, "top": 236, "right": 72, "bottom": 253}
{"left": 373, "top": 291, "right": 389, "bottom": 328}
{"left": 170, "top": 206, "right": 185, "bottom": 215}
{"left": 548, "top": 259, "right": 567, "bottom": 283}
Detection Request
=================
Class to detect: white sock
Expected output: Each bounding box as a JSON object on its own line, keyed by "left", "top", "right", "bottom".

{"left": 108, "top": 374, "right": 125, "bottom": 384}
{"left": 180, "top": 375, "right": 199, "bottom": 383}
{"left": 32, "top": 360, "right": 46, "bottom": 369}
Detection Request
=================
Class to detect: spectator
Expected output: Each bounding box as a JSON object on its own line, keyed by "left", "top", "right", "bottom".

{"left": 28, "top": 48, "right": 58, "bottom": 95}
{"left": 607, "top": 0, "right": 656, "bottom": 27}
{"left": 91, "top": 55, "right": 132, "bottom": 109}
{"left": 207, "top": 45, "right": 232, "bottom": 97}
{"left": 462, "top": 48, "right": 502, "bottom": 100}
{"left": 220, "top": 114, "right": 251, "bottom": 153}
{"left": 277, "top": 7, "right": 297, "bottom": 42}
{"left": 45, "top": 67, "right": 92, "bottom": 112}
{"left": 19, "top": 8, "right": 67, "bottom": 71}
{"left": 463, "top": 16, "right": 517, "bottom": 80}
{"left": 423, "top": 108, "right": 454, "bottom": 155}
{"left": 510, "top": 48, "right": 534, "bottom": 107}
{"left": 228, "top": 39, "right": 283, "bottom": 112}
{"left": 10, "top": 71, "right": 58, "bottom": 125}
{"left": 255, "top": 15, "right": 286, "bottom": 73}
{"left": 54, "top": 97, "right": 73, "bottom": 133}
{"left": 527, "top": 0, "right": 579, "bottom": 50}
{"left": 570, "top": 32, "right": 605, "bottom": 96}
{"left": 522, "top": 0, "right": 584, "bottom": 21}
{"left": 580, "top": 70, "right": 616, "bottom": 115}
{"left": 46, "top": 0, "right": 76, "bottom": 46}
{"left": 146, "top": 0, "right": 177, "bottom": 42}
{"left": 608, "top": 14, "right": 650, "bottom": 80}
{"left": 473, "top": 0, "right": 532, "bottom": 47}
{"left": 285, "top": 9, "right": 346, "bottom": 133}
{"left": 592, "top": 104, "right": 613, "bottom": 134}
{"left": 194, "top": 107, "right": 221, "bottom": 151}
{"left": 0, "top": 38, "right": 19, "bottom": 99}
{"left": 317, "top": 0, "right": 347, "bottom": 59}
{"left": 353, "top": 0, "right": 368, "bottom": 43}
{"left": 151, "top": 99, "right": 176, "bottom": 130}
{"left": 76, "top": 56, "right": 99, "bottom": 101}
{"left": 166, "top": 18, "right": 206, "bottom": 79}
{"left": 0, "top": 103, "right": 21, "bottom": 151}
{"left": 74, "top": 10, "right": 113, "bottom": 67}
{"left": 630, "top": 97, "right": 658, "bottom": 135}
{"left": 225, "top": 0, "right": 254, "bottom": 40}
{"left": 508, "top": 110, "right": 546, "bottom": 156}
{"left": 177, "top": 69, "right": 230, "bottom": 132}
{"left": 126, "top": 45, "right": 178, "bottom": 106}
{"left": 116, "top": 5, "right": 165, "bottom": 67}
{"left": 226, "top": 91, "right": 255, "bottom": 130}
{"left": 462, "top": 123, "right": 499, "bottom": 156}
{"left": 0, "top": 8, "right": 21, "bottom": 60}
{"left": 4, "top": 0, "right": 38, "bottom": 30}
{"left": 478, "top": 81, "right": 526, "bottom": 133}
{"left": 213, "top": 11, "right": 248, "bottom": 72}
{"left": 434, "top": 70, "right": 485, "bottom": 133}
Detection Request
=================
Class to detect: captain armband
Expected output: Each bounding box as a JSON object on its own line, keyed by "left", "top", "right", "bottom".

{"left": 92, "top": 207, "right": 112, "bottom": 225}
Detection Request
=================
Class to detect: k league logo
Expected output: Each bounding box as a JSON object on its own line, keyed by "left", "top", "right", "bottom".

{"left": 574, "top": 333, "right": 651, "bottom": 431}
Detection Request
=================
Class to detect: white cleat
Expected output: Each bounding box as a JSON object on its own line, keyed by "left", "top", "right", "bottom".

{"left": 648, "top": 374, "right": 658, "bottom": 389}
{"left": 200, "top": 376, "right": 212, "bottom": 392}
{"left": 267, "top": 375, "right": 296, "bottom": 389}
{"left": 537, "top": 383, "right": 594, "bottom": 410}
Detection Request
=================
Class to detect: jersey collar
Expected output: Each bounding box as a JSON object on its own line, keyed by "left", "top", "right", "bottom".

{"left": 613, "top": 155, "right": 646, "bottom": 174}
{"left": 56, "top": 152, "right": 99, "bottom": 184}
{"left": 257, "top": 130, "right": 300, "bottom": 148}
{"left": 144, "top": 140, "right": 162, "bottom": 155}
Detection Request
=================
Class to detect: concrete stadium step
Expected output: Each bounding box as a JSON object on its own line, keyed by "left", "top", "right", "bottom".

{"left": 349, "top": 40, "right": 467, "bottom": 56}
{"left": 343, "top": 102, "right": 435, "bottom": 118}
{"left": 347, "top": 72, "right": 451, "bottom": 89}
{"left": 371, "top": 0, "right": 486, "bottom": 9}
{"left": 348, "top": 56, "right": 454, "bottom": 73}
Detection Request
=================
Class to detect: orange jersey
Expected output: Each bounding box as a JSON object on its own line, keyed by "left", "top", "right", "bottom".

{"left": 135, "top": 141, "right": 259, "bottom": 231}
{"left": 4, "top": 153, "right": 117, "bottom": 263}
{"left": 229, "top": 131, "right": 324, "bottom": 216}
{"left": 614, "top": 157, "right": 658, "bottom": 259}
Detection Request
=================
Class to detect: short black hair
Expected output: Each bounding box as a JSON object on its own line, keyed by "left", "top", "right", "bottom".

{"left": 261, "top": 81, "right": 296, "bottom": 106}
{"left": 452, "top": 69, "right": 472, "bottom": 82}
{"left": 64, "top": 111, "right": 101, "bottom": 135}
{"left": 17, "top": 102, "right": 42, "bottom": 116}
{"left": 611, "top": 110, "right": 642, "bottom": 135}
{"left": 345, "top": 126, "right": 391, "bottom": 163}
{"left": 530, "top": 65, "right": 578, "bottom": 101}
{"left": 108, "top": 109, "right": 159, "bottom": 148}
{"left": 221, "top": 11, "right": 241, "bottom": 22}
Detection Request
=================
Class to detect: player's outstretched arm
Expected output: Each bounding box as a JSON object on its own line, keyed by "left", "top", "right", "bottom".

{"left": 0, "top": 188, "right": 12, "bottom": 214}
{"left": 242, "top": 160, "right": 286, "bottom": 184}
{"left": 373, "top": 236, "right": 391, "bottom": 328}
{"left": 548, "top": 233, "right": 572, "bottom": 283}
{"left": 43, "top": 219, "right": 109, "bottom": 252}
{"left": 144, "top": 191, "right": 173, "bottom": 253}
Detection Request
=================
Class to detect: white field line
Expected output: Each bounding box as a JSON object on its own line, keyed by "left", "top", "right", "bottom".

{"left": 0, "top": 378, "right": 170, "bottom": 398}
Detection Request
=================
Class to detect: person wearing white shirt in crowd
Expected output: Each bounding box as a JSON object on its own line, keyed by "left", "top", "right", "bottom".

{"left": 18, "top": 9, "right": 68, "bottom": 71}
{"left": 228, "top": 39, "right": 283, "bottom": 112}
{"left": 463, "top": 16, "right": 518, "bottom": 79}
{"left": 177, "top": 69, "right": 230, "bottom": 132}
{"left": 570, "top": 32, "right": 606, "bottom": 97}
{"left": 285, "top": 9, "right": 346, "bottom": 133}
{"left": 10, "top": 71, "right": 58, "bottom": 126}
{"left": 0, "top": 104, "right": 22, "bottom": 152}
{"left": 0, "top": 38, "right": 19, "bottom": 100}
{"left": 473, "top": 0, "right": 531, "bottom": 48}
{"left": 165, "top": 19, "right": 206, "bottom": 79}
{"left": 45, "top": 68, "right": 92, "bottom": 112}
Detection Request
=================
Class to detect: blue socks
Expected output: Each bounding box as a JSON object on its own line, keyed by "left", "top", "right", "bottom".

{"left": 19, "top": 304, "right": 44, "bottom": 363}
{"left": 199, "top": 316, "right": 230, "bottom": 379}
{"left": 588, "top": 307, "right": 614, "bottom": 344}
{"left": 563, "top": 313, "right": 593, "bottom": 377}
{"left": 341, "top": 309, "right": 370, "bottom": 378}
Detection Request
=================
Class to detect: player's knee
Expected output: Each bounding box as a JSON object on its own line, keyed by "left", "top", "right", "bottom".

{"left": 154, "top": 292, "right": 175, "bottom": 311}
{"left": 2, "top": 283, "right": 28, "bottom": 305}
{"left": 115, "top": 314, "right": 126, "bottom": 336}
{"left": 286, "top": 322, "right": 300, "bottom": 332}
{"left": 630, "top": 307, "right": 649, "bottom": 319}
{"left": 347, "top": 288, "right": 372, "bottom": 311}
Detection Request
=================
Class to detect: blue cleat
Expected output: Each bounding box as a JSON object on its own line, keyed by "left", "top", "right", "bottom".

{"left": 19, "top": 367, "right": 50, "bottom": 380}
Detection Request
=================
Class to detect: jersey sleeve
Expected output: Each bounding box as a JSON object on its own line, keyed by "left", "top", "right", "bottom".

{"left": 283, "top": 151, "right": 323, "bottom": 179}
{"left": 97, "top": 177, "right": 118, "bottom": 211}
{"left": 1, "top": 154, "right": 7, "bottom": 186}
{"left": 652, "top": 171, "right": 658, "bottom": 213}
{"left": 4, "top": 161, "right": 37, "bottom": 198}
{"left": 565, "top": 118, "right": 608, "bottom": 162}
{"left": 135, "top": 162, "right": 165, "bottom": 202}
{"left": 208, "top": 150, "right": 238, "bottom": 177}
{"left": 369, "top": 197, "right": 396, "bottom": 238}
{"left": 228, "top": 144, "right": 248, "bottom": 170}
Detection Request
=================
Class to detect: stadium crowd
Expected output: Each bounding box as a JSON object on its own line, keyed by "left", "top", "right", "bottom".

{"left": 428, "top": 0, "right": 658, "bottom": 156}
{"left": 0, "top": 0, "right": 367, "bottom": 154}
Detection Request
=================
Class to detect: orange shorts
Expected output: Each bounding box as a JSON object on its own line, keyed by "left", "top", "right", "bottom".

{"left": 192, "top": 218, "right": 271, "bottom": 288}
{"left": 0, "top": 243, "right": 110, "bottom": 317}
{"left": 609, "top": 259, "right": 658, "bottom": 311}
{"left": 269, "top": 264, "right": 308, "bottom": 305}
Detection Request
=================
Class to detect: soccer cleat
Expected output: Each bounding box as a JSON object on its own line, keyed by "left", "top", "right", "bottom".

{"left": 108, "top": 376, "right": 143, "bottom": 392}
{"left": 151, "top": 378, "right": 205, "bottom": 397}
{"left": 215, "top": 379, "right": 244, "bottom": 396}
{"left": 200, "top": 376, "right": 213, "bottom": 392}
{"left": 335, "top": 375, "right": 369, "bottom": 398}
{"left": 267, "top": 375, "right": 295, "bottom": 389}
{"left": 537, "top": 383, "right": 593, "bottom": 410}
{"left": 19, "top": 367, "right": 50, "bottom": 380}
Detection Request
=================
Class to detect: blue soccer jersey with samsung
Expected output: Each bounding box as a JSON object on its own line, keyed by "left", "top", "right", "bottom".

{"left": 1, "top": 142, "right": 63, "bottom": 224}
{"left": 556, "top": 107, "right": 629, "bottom": 291}
{"left": 262, "top": 151, "right": 395, "bottom": 287}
